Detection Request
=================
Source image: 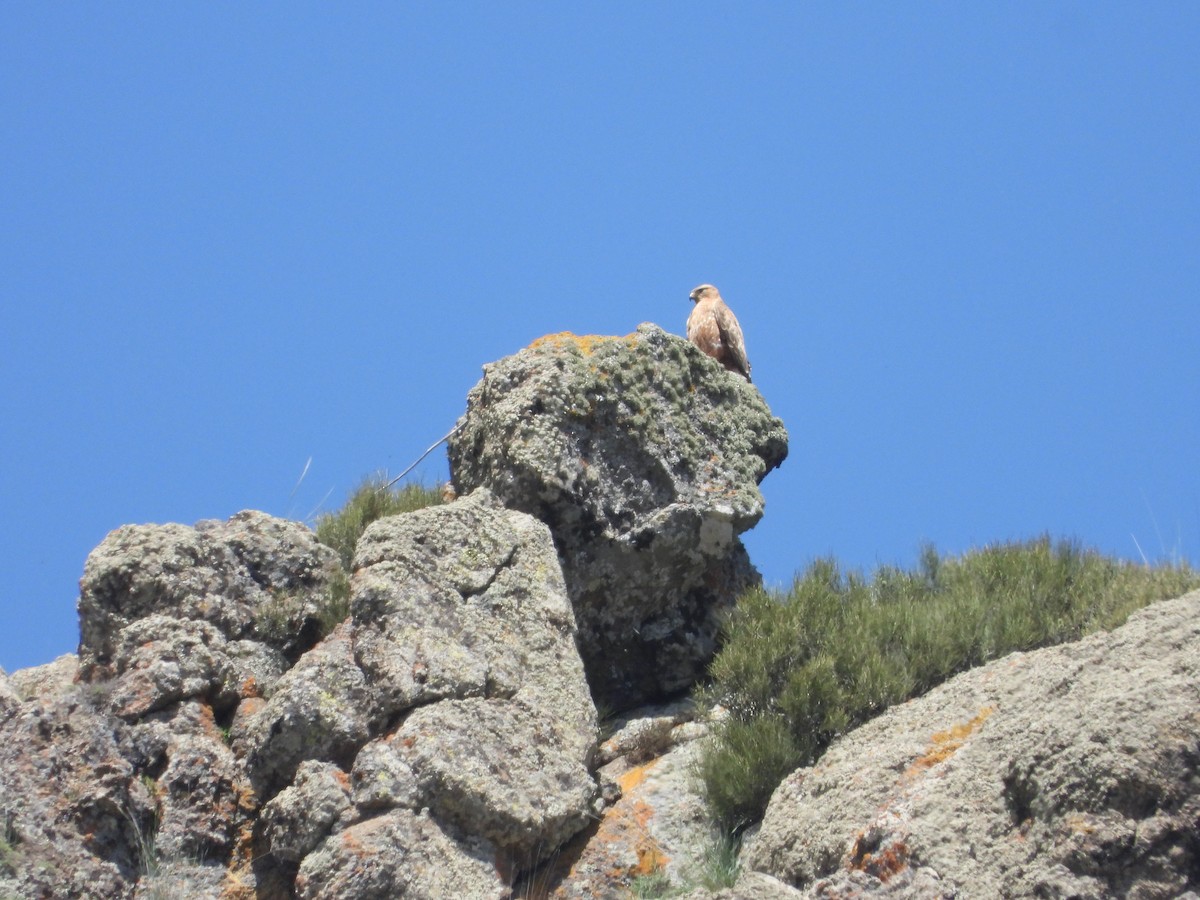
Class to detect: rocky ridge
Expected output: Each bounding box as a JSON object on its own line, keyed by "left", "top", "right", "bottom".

{"left": 2, "top": 323, "right": 1198, "bottom": 899}
{"left": 0, "top": 325, "right": 786, "bottom": 899}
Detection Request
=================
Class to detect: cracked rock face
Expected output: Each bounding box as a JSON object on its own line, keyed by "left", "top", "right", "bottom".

{"left": 4, "top": 495, "right": 600, "bottom": 897}
{"left": 741, "top": 589, "right": 1200, "bottom": 899}
{"left": 239, "top": 489, "right": 598, "bottom": 891}
{"left": 448, "top": 324, "right": 788, "bottom": 709}
{"left": 77, "top": 510, "right": 343, "bottom": 687}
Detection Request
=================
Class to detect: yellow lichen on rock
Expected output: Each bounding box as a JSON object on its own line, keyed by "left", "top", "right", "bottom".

{"left": 526, "top": 331, "right": 637, "bottom": 356}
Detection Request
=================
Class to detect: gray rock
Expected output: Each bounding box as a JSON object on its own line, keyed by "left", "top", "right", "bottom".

{"left": 351, "top": 489, "right": 595, "bottom": 758}
{"left": 349, "top": 490, "right": 598, "bottom": 860}
{"left": 350, "top": 738, "right": 421, "bottom": 812}
{"left": 237, "top": 623, "right": 380, "bottom": 794}
{"left": 395, "top": 696, "right": 598, "bottom": 859}
{"left": 77, "top": 511, "right": 341, "bottom": 681}
{"left": 7, "top": 653, "right": 78, "bottom": 705}
{"left": 153, "top": 728, "right": 253, "bottom": 863}
{"left": 105, "top": 617, "right": 290, "bottom": 723}
{"left": 294, "top": 809, "right": 506, "bottom": 900}
{"left": 448, "top": 324, "right": 788, "bottom": 709}
{"left": 596, "top": 697, "right": 701, "bottom": 765}
{"left": 132, "top": 859, "right": 228, "bottom": 900}
{"left": 743, "top": 590, "right": 1200, "bottom": 898}
{"left": 681, "top": 871, "right": 806, "bottom": 900}
{"left": 0, "top": 669, "right": 20, "bottom": 721}
{"left": 262, "top": 760, "right": 354, "bottom": 863}
{"left": 0, "top": 692, "right": 150, "bottom": 898}
{"left": 536, "top": 704, "right": 724, "bottom": 898}
{"left": 107, "top": 616, "right": 238, "bottom": 720}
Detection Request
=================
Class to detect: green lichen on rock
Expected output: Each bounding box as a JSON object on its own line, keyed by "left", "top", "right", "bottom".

{"left": 449, "top": 323, "right": 788, "bottom": 709}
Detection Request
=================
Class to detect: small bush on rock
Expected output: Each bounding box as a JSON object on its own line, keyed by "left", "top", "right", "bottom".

{"left": 698, "top": 537, "right": 1200, "bottom": 832}
{"left": 315, "top": 476, "right": 444, "bottom": 570}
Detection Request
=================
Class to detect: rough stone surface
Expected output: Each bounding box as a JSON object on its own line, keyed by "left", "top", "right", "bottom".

{"left": 681, "top": 872, "right": 806, "bottom": 900}
{"left": 0, "top": 689, "right": 151, "bottom": 899}
{"left": 294, "top": 809, "right": 506, "bottom": 900}
{"left": 0, "top": 669, "right": 20, "bottom": 719}
{"left": 520, "top": 701, "right": 723, "bottom": 898}
{"left": 351, "top": 489, "right": 596, "bottom": 759}
{"left": 2, "top": 492, "right": 610, "bottom": 897}
{"left": 395, "top": 696, "right": 598, "bottom": 859}
{"left": 261, "top": 760, "right": 354, "bottom": 863}
{"left": 347, "top": 489, "right": 598, "bottom": 862}
{"left": 237, "top": 622, "right": 380, "bottom": 795}
{"left": 77, "top": 510, "right": 342, "bottom": 682}
{"left": 7, "top": 652, "right": 78, "bottom": 704}
{"left": 448, "top": 324, "right": 788, "bottom": 709}
{"left": 742, "top": 589, "right": 1200, "bottom": 899}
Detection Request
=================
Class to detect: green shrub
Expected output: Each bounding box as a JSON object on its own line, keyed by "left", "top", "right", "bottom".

{"left": 698, "top": 537, "right": 1199, "bottom": 833}
{"left": 315, "top": 476, "right": 445, "bottom": 570}
{"left": 253, "top": 567, "right": 352, "bottom": 649}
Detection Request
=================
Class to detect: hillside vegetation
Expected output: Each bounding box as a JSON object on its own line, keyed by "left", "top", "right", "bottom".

{"left": 697, "top": 537, "right": 1200, "bottom": 833}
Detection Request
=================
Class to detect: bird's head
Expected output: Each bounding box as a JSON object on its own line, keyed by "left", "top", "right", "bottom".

{"left": 689, "top": 284, "right": 720, "bottom": 303}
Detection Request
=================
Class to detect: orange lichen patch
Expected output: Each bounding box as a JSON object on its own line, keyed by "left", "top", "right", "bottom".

{"left": 220, "top": 783, "right": 261, "bottom": 900}
{"left": 239, "top": 676, "right": 261, "bottom": 699}
{"left": 632, "top": 836, "right": 668, "bottom": 878}
{"left": 617, "top": 758, "right": 659, "bottom": 794}
{"left": 596, "top": 797, "right": 670, "bottom": 880}
{"left": 849, "top": 833, "right": 910, "bottom": 883}
{"left": 332, "top": 766, "right": 352, "bottom": 793}
{"left": 527, "top": 332, "right": 637, "bottom": 356}
{"left": 195, "top": 702, "right": 225, "bottom": 743}
{"left": 906, "top": 707, "right": 995, "bottom": 777}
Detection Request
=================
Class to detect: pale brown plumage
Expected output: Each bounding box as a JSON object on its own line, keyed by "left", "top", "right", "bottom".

{"left": 687, "top": 284, "right": 751, "bottom": 382}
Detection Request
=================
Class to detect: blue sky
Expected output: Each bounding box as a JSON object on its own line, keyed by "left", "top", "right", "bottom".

{"left": 3, "top": 4, "right": 1198, "bottom": 672}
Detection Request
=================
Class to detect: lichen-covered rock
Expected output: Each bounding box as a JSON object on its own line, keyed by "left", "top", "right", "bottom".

{"left": 261, "top": 760, "right": 354, "bottom": 863}
{"left": 351, "top": 489, "right": 595, "bottom": 757}
{"left": 0, "top": 691, "right": 152, "bottom": 899}
{"left": 395, "top": 697, "right": 597, "bottom": 859}
{"left": 350, "top": 737, "right": 421, "bottom": 812}
{"left": 77, "top": 510, "right": 342, "bottom": 682}
{"left": 0, "top": 669, "right": 20, "bottom": 721}
{"left": 132, "top": 859, "right": 228, "bottom": 900}
{"left": 294, "top": 809, "right": 506, "bottom": 900}
{"left": 595, "top": 697, "right": 700, "bottom": 766}
{"left": 531, "top": 701, "right": 722, "bottom": 898}
{"left": 237, "top": 623, "right": 380, "bottom": 794}
{"left": 7, "top": 652, "right": 78, "bottom": 705}
{"left": 680, "top": 872, "right": 806, "bottom": 899}
{"left": 154, "top": 729, "right": 253, "bottom": 863}
{"left": 448, "top": 324, "right": 788, "bottom": 708}
{"left": 348, "top": 489, "right": 598, "bottom": 860}
{"left": 742, "top": 590, "right": 1200, "bottom": 899}
{"left": 107, "top": 616, "right": 240, "bottom": 720}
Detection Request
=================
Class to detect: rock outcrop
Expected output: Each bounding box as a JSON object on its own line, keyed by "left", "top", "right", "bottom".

{"left": 5, "top": 319, "right": 1200, "bottom": 898}
{"left": 3, "top": 490, "right": 605, "bottom": 897}
{"left": 449, "top": 324, "right": 788, "bottom": 709}
{"left": 735, "top": 589, "right": 1200, "bottom": 899}
{"left": 1, "top": 323, "right": 795, "bottom": 897}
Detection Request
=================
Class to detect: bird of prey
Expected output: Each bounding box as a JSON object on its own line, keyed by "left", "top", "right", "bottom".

{"left": 687, "top": 284, "right": 752, "bottom": 382}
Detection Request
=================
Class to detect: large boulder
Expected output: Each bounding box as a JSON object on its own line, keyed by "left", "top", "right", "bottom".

{"left": 448, "top": 324, "right": 788, "bottom": 708}
{"left": 740, "top": 590, "right": 1200, "bottom": 898}
{"left": 3, "top": 492, "right": 602, "bottom": 897}
{"left": 77, "top": 510, "right": 342, "bottom": 693}
{"left": 346, "top": 489, "right": 598, "bottom": 860}
{"left": 239, "top": 489, "right": 599, "bottom": 893}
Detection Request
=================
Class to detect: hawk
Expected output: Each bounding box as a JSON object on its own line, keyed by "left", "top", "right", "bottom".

{"left": 687, "top": 284, "right": 751, "bottom": 382}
